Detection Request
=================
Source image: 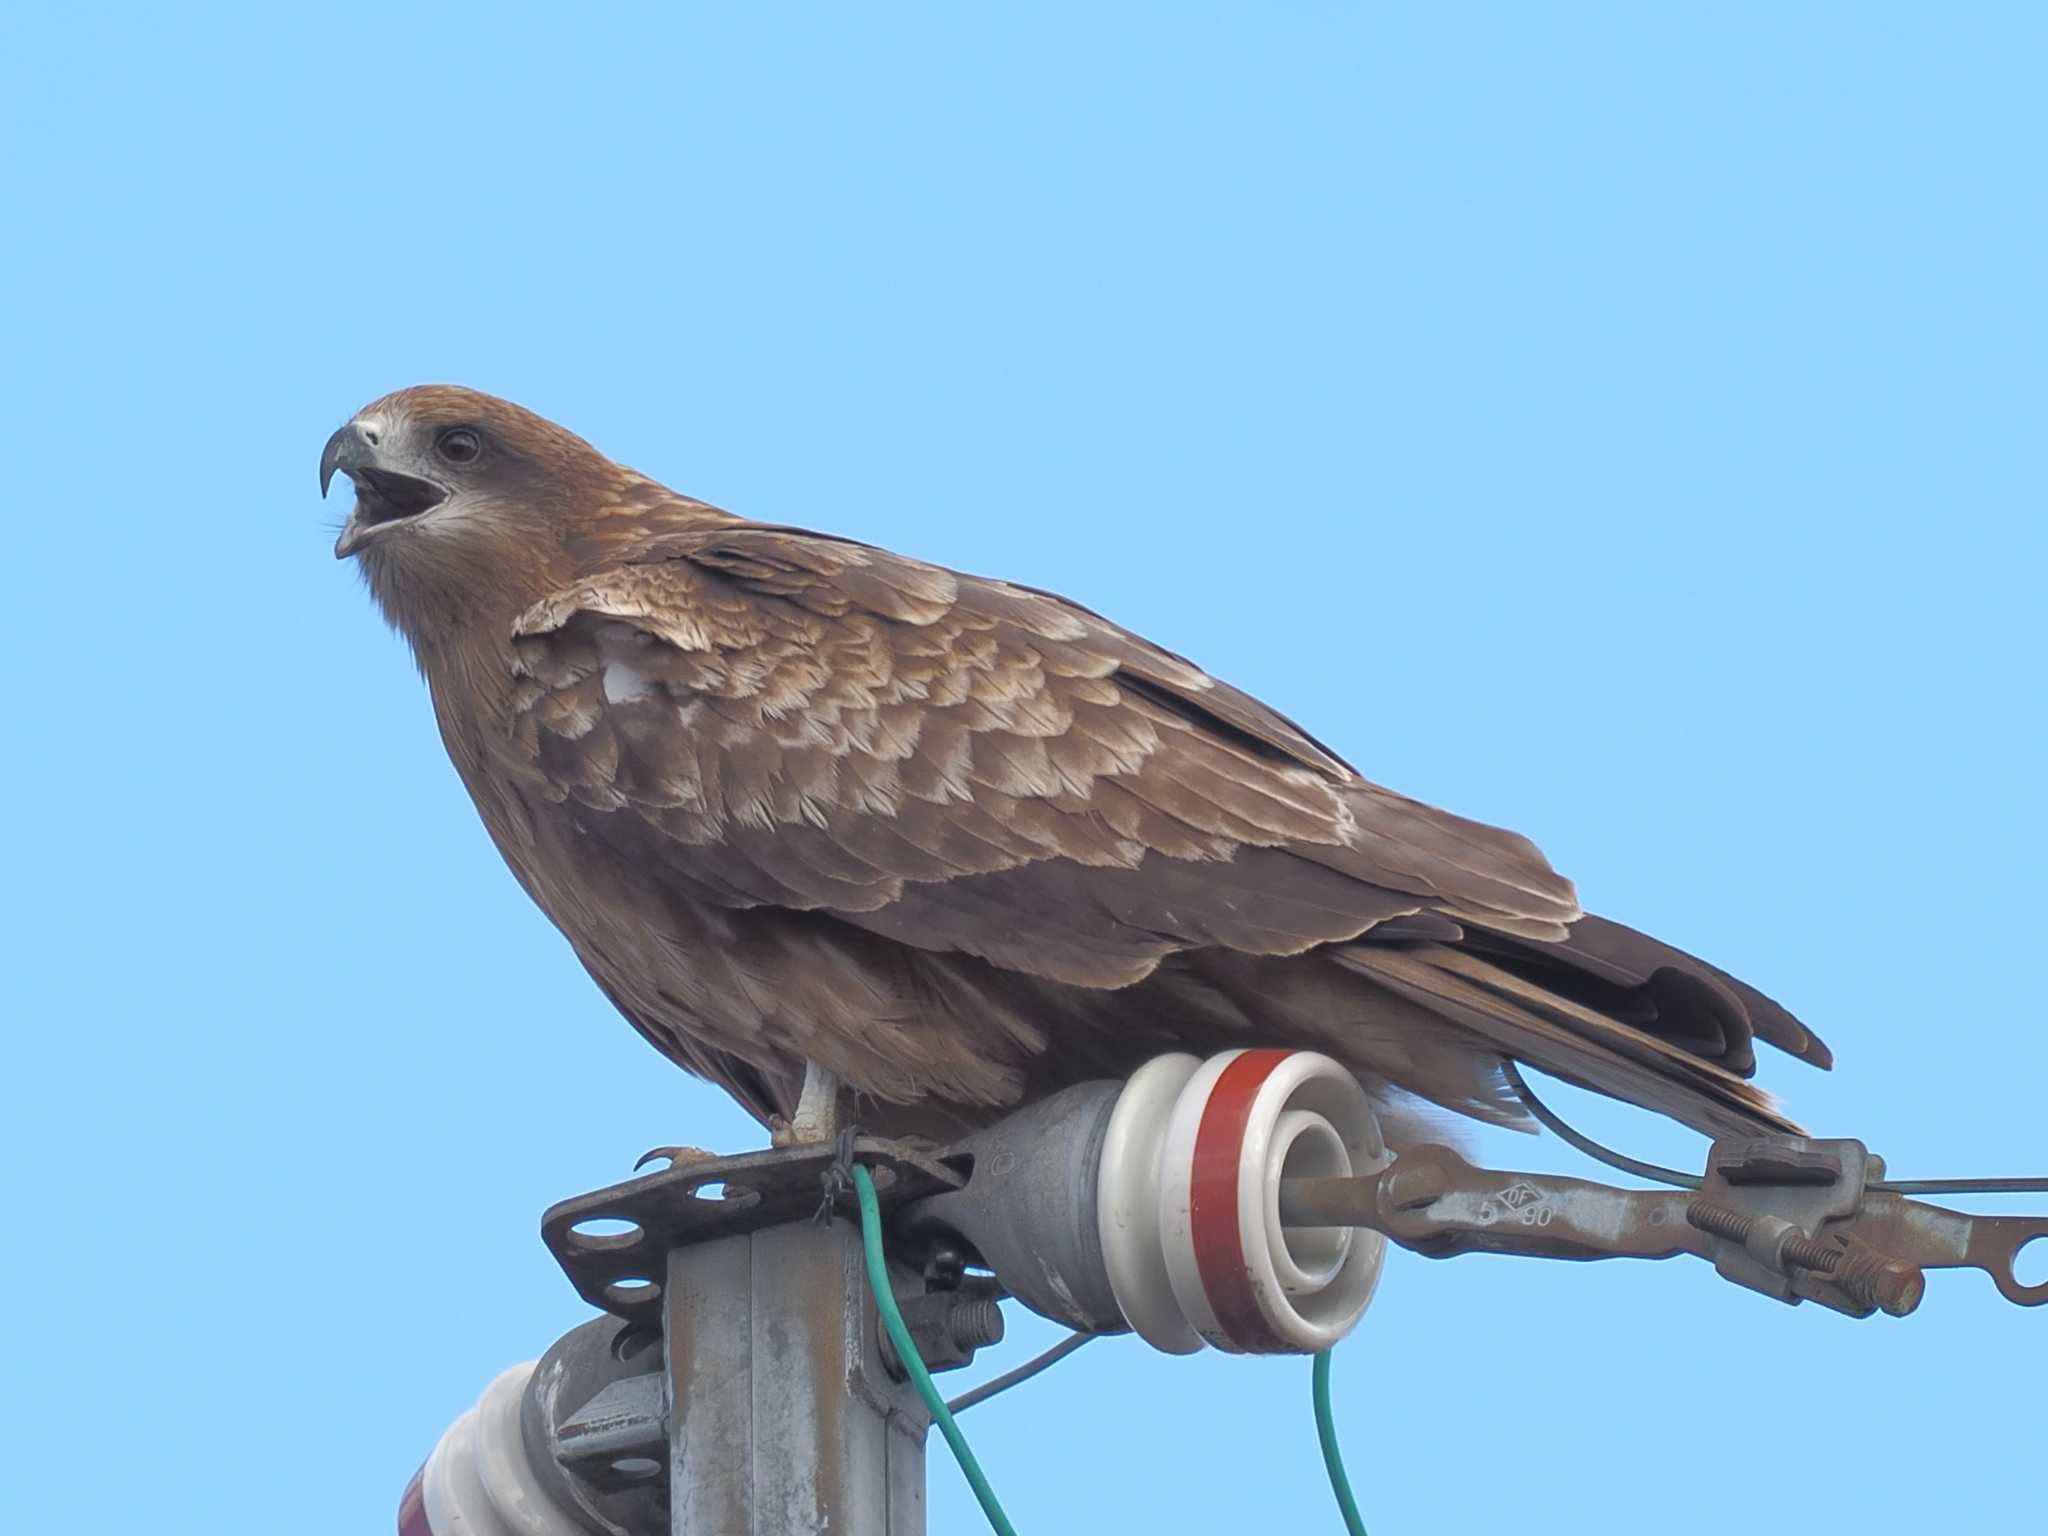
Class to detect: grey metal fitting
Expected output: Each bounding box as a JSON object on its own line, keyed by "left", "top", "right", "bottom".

{"left": 878, "top": 1292, "right": 1007, "bottom": 1379}
{"left": 523, "top": 1315, "right": 669, "bottom": 1535}
{"left": 902, "top": 1080, "right": 1131, "bottom": 1334}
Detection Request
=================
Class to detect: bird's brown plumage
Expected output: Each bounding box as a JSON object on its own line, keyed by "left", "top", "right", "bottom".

{"left": 332, "top": 384, "right": 1829, "bottom": 1144}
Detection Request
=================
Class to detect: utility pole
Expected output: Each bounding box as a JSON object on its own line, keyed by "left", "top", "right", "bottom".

{"left": 403, "top": 1050, "right": 2048, "bottom": 1536}
{"left": 497, "top": 1137, "right": 987, "bottom": 1536}
{"left": 661, "top": 1220, "right": 929, "bottom": 1534}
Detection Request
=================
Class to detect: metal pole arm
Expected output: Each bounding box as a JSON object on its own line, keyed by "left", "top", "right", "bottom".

{"left": 1280, "top": 1143, "right": 1698, "bottom": 1264}
{"left": 1280, "top": 1134, "right": 2048, "bottom": 1319}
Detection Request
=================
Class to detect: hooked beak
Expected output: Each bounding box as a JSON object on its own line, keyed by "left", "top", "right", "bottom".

{"left": 323, "top": 420, "right": 448, "bottom": 558}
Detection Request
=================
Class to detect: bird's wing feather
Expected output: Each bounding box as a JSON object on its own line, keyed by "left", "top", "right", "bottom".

{"left": 502, "top": 523, "right": 1813, "bottom": 1136}
{"left": 507, "top": 523, "right": 1579, "bottom": 992}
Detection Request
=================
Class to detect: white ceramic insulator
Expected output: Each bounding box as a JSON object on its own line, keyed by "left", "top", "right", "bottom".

{"left": 1097, "top": 1049, "right": 1388, "bottom": 1355}
{"left": 1097, "top": 1053, "right": 1207, "bottom": 1353}
{"left": 408, "top": 1364, "right": 589, "bottom": 1536}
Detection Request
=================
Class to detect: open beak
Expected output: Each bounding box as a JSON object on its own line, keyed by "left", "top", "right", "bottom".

{"left": 323, "top": 422, "right": 448, "bottom": 558}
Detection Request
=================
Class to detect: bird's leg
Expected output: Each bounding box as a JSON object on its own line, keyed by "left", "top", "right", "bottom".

{"left": 773, "top": 1061, "right": 843, "bottom": 1147}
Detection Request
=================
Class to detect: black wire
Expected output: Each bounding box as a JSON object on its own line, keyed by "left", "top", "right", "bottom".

{"left": 1501, "top": 1061, "right": 1701, "bottom": 1189}
{"left": 1874, "top": 1177, "right": 2048, "bottom": 1195}
{"left": 945, "top": 1330, "right": 1097, "bottom": 1414}
{"left": 1501, "top": 1061, "right": 2048, "bottom": 1198}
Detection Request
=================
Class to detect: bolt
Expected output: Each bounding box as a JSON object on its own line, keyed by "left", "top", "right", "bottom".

{"left": 1831, "top": 1245, "right": 1925, "bottom": 1317}
{"left": 1687, "top": 1199, "right": 1922, "bottom": 1315}
{"left": 878, "top": 1291, "right": 1006, "bottom": 1379}
{"left": 1684, "top": 1200, "right": 1750, "bottom": 1244}
{"left": 946, "top": 1298, "right": 1005, "bottom": 1352}
{"left": 1687, "top": 1199, "right": 1837, "bottom": 1270}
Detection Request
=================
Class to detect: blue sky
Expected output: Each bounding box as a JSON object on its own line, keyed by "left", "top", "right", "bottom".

{"left": 3, "top": 4, "right": 2043, "bottom": 1531}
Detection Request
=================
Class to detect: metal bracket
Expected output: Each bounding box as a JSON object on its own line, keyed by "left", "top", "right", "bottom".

{"left": 541, "top": 1136, "right": 965, "bottom": 1332}
{"left": 533, "top": 1137, "right": 988, "bottom": 1536}
{"left": 1279, "top": 1133, "right": 2048, "bottom": 1318}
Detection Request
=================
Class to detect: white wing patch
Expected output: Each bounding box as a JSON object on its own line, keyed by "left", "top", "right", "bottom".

{"left": 601, "top": 657, "right": 657, "bottom": 704}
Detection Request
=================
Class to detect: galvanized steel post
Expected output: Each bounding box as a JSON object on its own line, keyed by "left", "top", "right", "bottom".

{"left": 664, "top": 1219, "right": 932, "bottom": 1535}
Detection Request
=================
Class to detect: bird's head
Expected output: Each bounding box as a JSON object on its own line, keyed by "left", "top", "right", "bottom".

{"left": 323, "top": 385, "right": 675, "bottom": 646}
{"left": 322, "top": 384, "right": 605, "bottom": 561}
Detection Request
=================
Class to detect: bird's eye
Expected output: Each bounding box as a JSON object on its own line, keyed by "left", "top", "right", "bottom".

{"left": 436, "top": 427, "right": 483, "bottom": 464}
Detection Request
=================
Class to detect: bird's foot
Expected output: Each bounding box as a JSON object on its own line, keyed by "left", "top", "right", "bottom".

{"left": 775, "top": 1061, "right": 843, "bottom": 1147}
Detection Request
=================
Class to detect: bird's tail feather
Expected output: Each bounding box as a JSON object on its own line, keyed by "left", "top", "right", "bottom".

{"left": 1334, "top": 941, "right": 1803, "bottom": 1139}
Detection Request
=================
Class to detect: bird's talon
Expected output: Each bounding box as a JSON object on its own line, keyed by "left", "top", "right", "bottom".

{"left": 636, "top": 1143, "right": 716, "bottom": 1172}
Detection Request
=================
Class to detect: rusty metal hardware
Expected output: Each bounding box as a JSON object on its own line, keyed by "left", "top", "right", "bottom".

{"left": 1278, "top": 1134, "right": 2048, "bottom": 1318}
{"left": 535, "top": 1138, "right": 988, "bottom": 1536}
{"left": 877, "top": 1291, "right": 1008, "bottom": 1379}
{"left": 542, "top": 1136, "right": 966, "bottom": 1331}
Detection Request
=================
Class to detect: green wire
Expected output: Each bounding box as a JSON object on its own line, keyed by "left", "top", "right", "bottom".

{"left": 1313, "top": 1350, "right": 1368, "bottom": 1536}
{"left": 851, "top": 1163, "right": 1020, "bottom": 1536}
{"left": 855, "top": 1158, "right": 1362, "bottom": 1536}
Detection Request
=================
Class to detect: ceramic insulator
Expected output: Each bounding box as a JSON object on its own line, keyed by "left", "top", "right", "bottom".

{"left": 1097, "top": 1050, "right": 1388, "bottom": 1354}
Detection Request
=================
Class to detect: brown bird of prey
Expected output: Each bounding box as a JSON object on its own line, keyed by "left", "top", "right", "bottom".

{"left": 327, "top": 385, "right": 1828, "bottom": 1147}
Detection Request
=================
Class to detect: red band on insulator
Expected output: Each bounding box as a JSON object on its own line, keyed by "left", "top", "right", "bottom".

{"left": 398, "top": 1468, "right": 433, "bottom": 1536}
{"left": 1189, "top": 1048, "right": 1295, "bottom": 1352}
